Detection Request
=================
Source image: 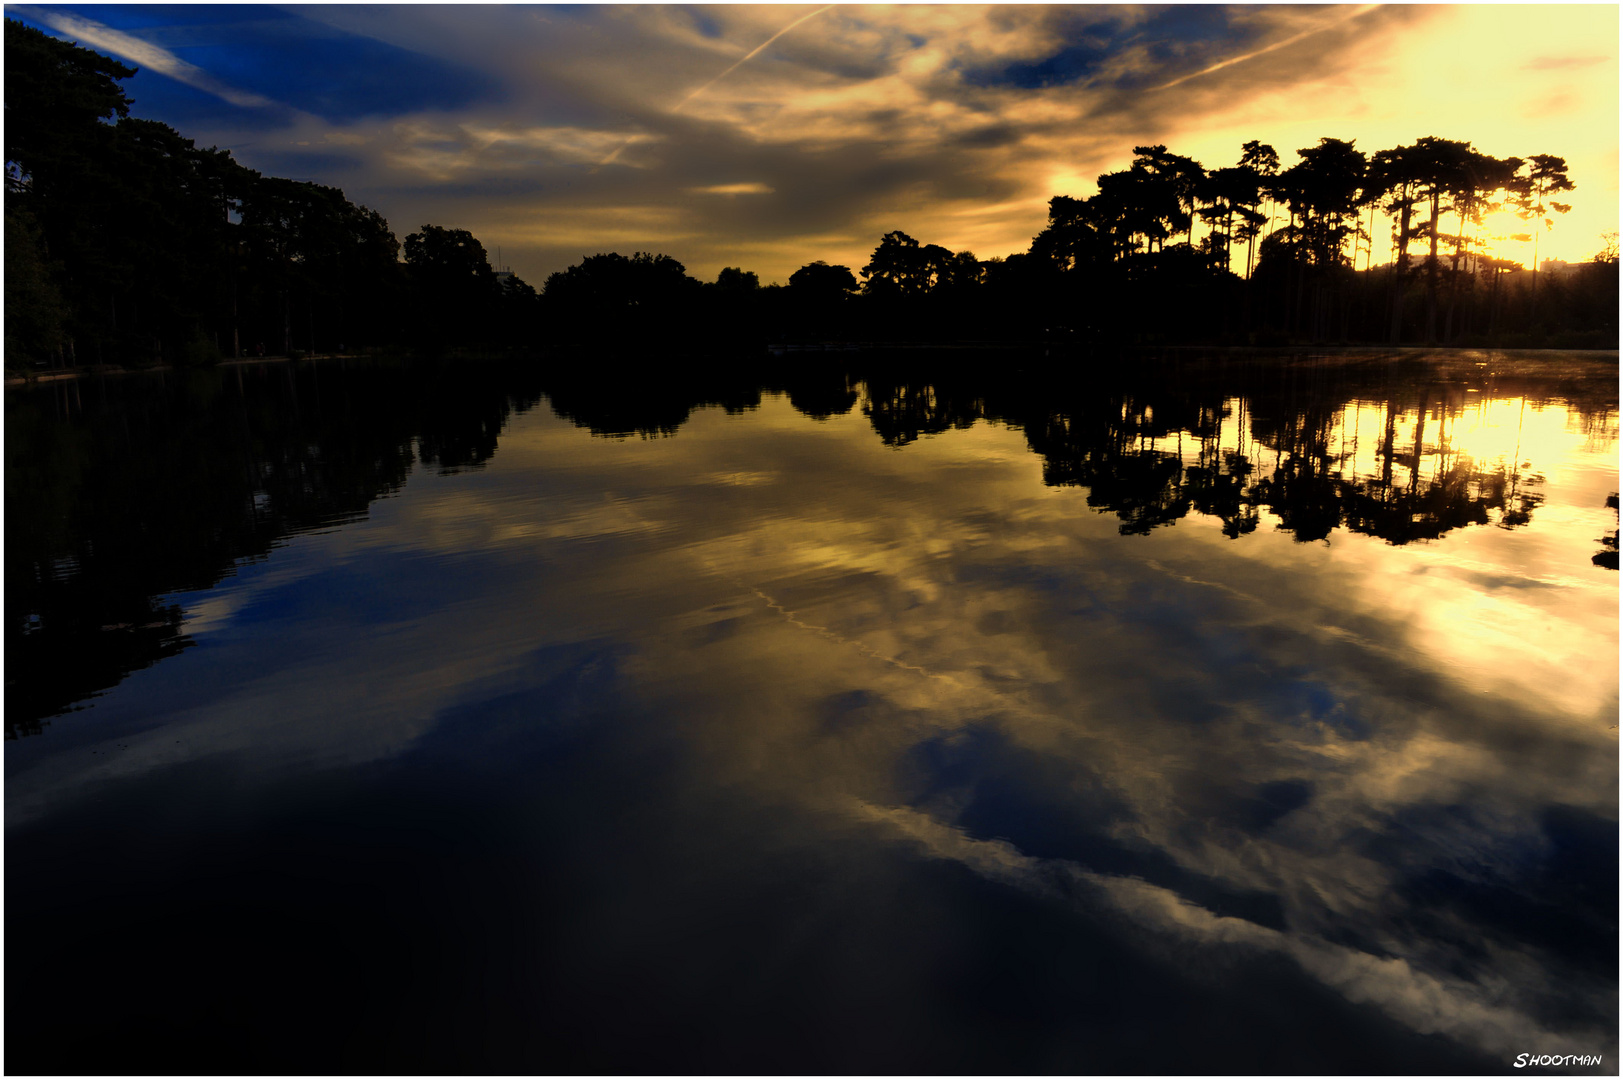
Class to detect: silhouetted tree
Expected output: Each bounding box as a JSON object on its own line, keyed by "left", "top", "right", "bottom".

{"left": 5, "top": 204, "right": 69, "bottom": 366}
{"left": 5, "top": 19, "right": 410, "bottom": 367}
{"left": 498, "top": 272, "right": 540, "bottom": 345}
{"left": 1368, "top": 142, "right": 1428, "bottom": 342}
{"left": 715, "top": 266, "right": 760, "bottom": 292}
{"left": 1130, "top": 145, "right": 1204, "bottom": 249}
{"left": 1237, "top": 141, "right": 1280, "bottom": 279}
{"left": 5, "top": 17, "right": 1613, "bottom": 355}
{"left": 1432, "top": 148, "right": 1519, "bottom": 342}
{"left": 783, "top": 261, "right": 857, "bottom": 340}
{"left": 862, "top": 231, "right": 927, "bottom": 296}
{"left": 1514, "top": 154, "right": 1576, "bottom": 322}
{"left": 789, "top": 261, "right": 856, "bottom": 298}
{"left": 404, "top": 224, "right": 499, "bottom": 348}
{"left": 540, "top": 251, "right": 703, "bottom": 345}
{"left": 1256, "top": 138, "right": 1367, "bottom": 339}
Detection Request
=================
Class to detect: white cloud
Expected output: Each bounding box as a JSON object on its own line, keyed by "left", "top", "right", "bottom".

{"left": 19, "top": 7, "right": 280, "bottom": 110}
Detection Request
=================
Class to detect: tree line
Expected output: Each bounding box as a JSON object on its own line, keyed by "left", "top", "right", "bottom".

{"left": 5, "top": 19, "right": 1617, "bottom": 371}
{"left": 5, "top": 20, "right": 539, "bottom": 372}
{"left": 749, "top": 138, "right": 1614, "bottom": 349}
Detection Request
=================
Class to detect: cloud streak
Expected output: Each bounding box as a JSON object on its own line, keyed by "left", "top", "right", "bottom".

{"left": 1150, "top": 4, "right": 1381, "bottom": 91}
{"left": 850, "top": 797, "right": 1587, "bottom": 1061}
{"left": 600, "top": 3, "right": 835, "bottom": 165}
{"left": 17, "top": 6, "right": 280, "bottom": 110}
{"left": 672, "top": 3, "right": 836, "bottom": 114}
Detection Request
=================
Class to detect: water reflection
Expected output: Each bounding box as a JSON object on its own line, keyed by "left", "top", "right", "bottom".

{"left": 5, "top": 351, "right": 1617, "bottom": 1073}
{"left": 1597, "top": 493, "right": 1621, "bottom": 569}
{"left": 5, "top": 360, "right": 545, "bottom": 736}
{"left": 861, "top": 359, "right": 1581, "bottom": 545}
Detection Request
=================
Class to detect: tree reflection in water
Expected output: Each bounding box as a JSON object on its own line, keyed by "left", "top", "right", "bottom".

{"left": 4, "top": 349, "right": 1616, "bottom": 1075}
{"left": 5, "top": 359, "right": 545, "bottom": 736}
{"left": 7, "top": 351, "right": 1613, "bottom": 738}
{"left": 863, "top": 357, "right": 1570, "bottom": 545}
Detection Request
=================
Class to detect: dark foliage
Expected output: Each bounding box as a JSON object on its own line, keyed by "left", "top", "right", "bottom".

{"left": 2, "top": 20, "right": 536, "bottom": 371}
{"left": 6, "top": 20, "right": 1616, "bottom": 366}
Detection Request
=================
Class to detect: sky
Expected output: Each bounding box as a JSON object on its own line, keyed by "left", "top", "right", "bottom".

{"left": 8, "top": 3, "right": 1619, "bottom": 285}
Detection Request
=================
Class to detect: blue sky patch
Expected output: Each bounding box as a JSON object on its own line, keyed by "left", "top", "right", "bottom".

{"left": 17, "top": 4, "right": 502, "bottom": 123}
{"left": 964, "top": 6, "right": 1266, "bottom": 91}
{"left": 686, "top": 7, "right": 722, "bottom": 40}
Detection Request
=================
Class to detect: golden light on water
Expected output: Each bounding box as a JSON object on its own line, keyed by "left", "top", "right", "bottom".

{"left": 1131, "top": 386, "right": 1616, "bottom": 527}
{"left": 10, "top": 358, "right": 1616, "bottom": 1067}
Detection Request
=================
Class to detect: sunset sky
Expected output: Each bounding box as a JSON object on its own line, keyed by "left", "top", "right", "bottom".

{"left": 10, "top": 3, "right": 1618, "bottom": 285}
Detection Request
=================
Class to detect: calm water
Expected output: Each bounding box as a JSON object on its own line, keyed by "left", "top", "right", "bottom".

{"left": 6, "top": 351, "right": 1618, "bottom": 1073}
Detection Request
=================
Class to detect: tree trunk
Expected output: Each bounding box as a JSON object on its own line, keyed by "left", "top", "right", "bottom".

{"left": 1444, "top": 205, "right": 1467, "bottom": 342}
{"left": 1364, "top": 202, "right": 1377, "bottom": 273}
{"left": 1388, "top": 189, "right": 1413, "bottom": 343}
{"left": 1245, "top": 200, "right": 1259, "bottom": 279}
{"left": 1424, "top": 190, "right": 1441, "bottom": 344}
{"left": 1489, "top": 266, "right": 1501, "bottom": 338}
{"left": 1530, "top": 227, "right": 1541, "bottom": 326}
{"left": 1220, "top": 203, "right": 1231, "bottom": 272}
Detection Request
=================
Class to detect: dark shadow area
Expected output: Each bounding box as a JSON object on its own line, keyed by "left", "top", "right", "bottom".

{"left": 5, "top": 349, "right": 1614, "bottom": 1074}
{"left": 5, "top": 670, "right": 1510, "bottom": 1075}
{"left": 5, "top": 357, "right": 544, "bottom": 737}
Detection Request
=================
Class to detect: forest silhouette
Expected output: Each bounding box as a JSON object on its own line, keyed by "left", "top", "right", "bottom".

{"left": 5, "top": 19, "right": 1618, "bottom": 374}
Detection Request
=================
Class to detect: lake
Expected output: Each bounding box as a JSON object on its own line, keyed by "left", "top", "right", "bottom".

{"left": 5, "top": 350, "right": 1618, "bottom": 1073}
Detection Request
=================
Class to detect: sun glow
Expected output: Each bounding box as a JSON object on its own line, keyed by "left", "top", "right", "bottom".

{"left": 1162, "top": 5, "right": 1618, "bottom": 274}
{"left": 1139, "top": 388, "right": 1617, "bottom": 522}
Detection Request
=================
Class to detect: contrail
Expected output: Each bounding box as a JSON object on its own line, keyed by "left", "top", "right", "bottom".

{"left": 600, "top": 4, "right": 835, "bottom": 166}
{"left": 671, "top": 4, "right": 835, "bottom": 113}
{"left": 1151, "top": 3, "right": 1380, "bottom": 92}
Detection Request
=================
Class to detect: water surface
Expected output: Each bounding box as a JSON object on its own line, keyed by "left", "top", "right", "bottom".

{"left": 6, "top": 351, "right": 1617, "bottom": 1073}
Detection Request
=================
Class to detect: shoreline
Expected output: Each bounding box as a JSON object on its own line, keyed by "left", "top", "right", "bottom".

{"left": 5, "top": 352, "right": 374, "bottom": 388}
{"left": 7, "top": 343, "right": 1617, "bottom": 389}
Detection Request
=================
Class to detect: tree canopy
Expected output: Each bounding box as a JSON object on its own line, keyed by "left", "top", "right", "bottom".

{"left": 4, "top": 17, "right": 1614, "bottom": 365}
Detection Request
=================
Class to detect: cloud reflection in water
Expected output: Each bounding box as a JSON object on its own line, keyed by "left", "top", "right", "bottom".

{"left": 5, "top": 354, "right": 1615, "bottom": 1071}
